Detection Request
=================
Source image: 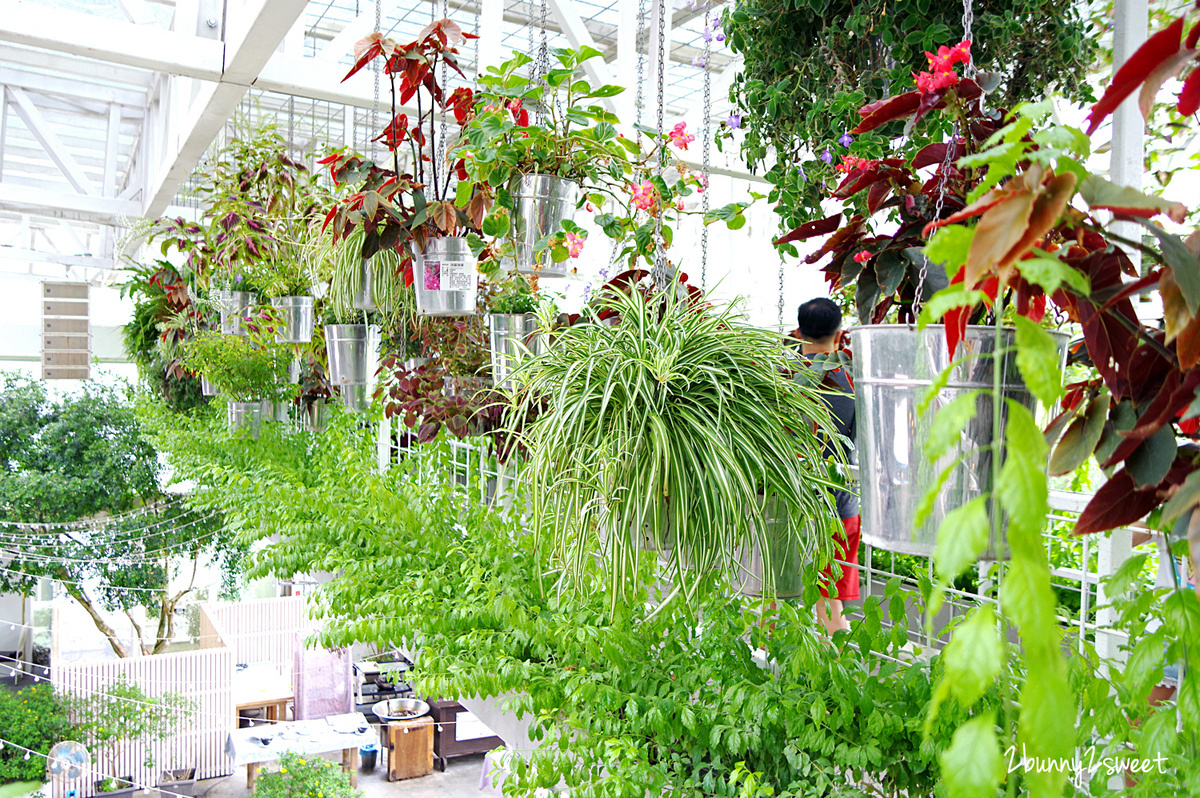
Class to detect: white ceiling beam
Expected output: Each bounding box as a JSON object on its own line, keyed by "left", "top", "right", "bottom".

{"left": 0, "top": 67, "right": 148, "bottom": 109}
{"left": 0, "top": 0, "right": 224, "bottom": 81}
{"left": 104, "top": 104, "right": 122, "bottom": 198}
{"left": 546, "top": 0, "right": 619, "bottom": 115}
{"left": 477, "top": 0, "right": 506, "bottom": 73}
{"left": 5, "top": 86, "right": 99, "bottom": 195}
{"left": 115, "top": 0, "right": 159, "bottom": 26}
{"left": 0, "top": 184, "right": 140, "bottom": 225}
{"left": 142, "top": 0, "right": 313, "bottom": 216}
{"left": 316, "top": 10, "right": 375, "bottom": 63}
{"left": 0, "top": 44, "right": 154, "bottom": 90}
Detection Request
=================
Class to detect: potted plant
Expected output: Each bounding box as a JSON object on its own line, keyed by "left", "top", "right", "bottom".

{"left": 512, "top": 271, "right": 842, "bottom": 595}
{"left": 454, "top": 47, "right": 630, "bottom": 277}
{"left": 320, "top": 20, "right": 485, "bottom": 318}
{"left": 482, "top": 273, "right": 547, "bottom": 390}
{"left": 254, "top": 753, "right": 361, "bottom": 798}
{"left": 183, "top": 329, "right": 295, "bottom": 436}
{"left": 156, "top": 765, "right": 198, "bottom": 797}
{"left": 66, "top": 674, "right": 192, "bottom": 797}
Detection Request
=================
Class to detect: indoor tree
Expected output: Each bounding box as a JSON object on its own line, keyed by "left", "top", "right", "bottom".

{"left": 0, "top": 375, "right": 239, "bottom": 657}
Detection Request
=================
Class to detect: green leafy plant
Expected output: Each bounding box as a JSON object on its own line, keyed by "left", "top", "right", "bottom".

{"left": 720, "top": 0, "right": 1097, "bottom": 234}
{"left": 182, "top": 331, "right": 295, "bottom": 403}
{"left": 0, "top": 684, "right": 78, "bottom": 785}
{"left": 67, "top": 674, "right": 193, "bottom": 791}
{"left": 482, "top": 272, "right": 539, "bottom": 315}
{"left": 253, "top": 753, "right": 361, "bottom": 798}
{"left": 512, "top": 275, "right": 844, "bottom": 601}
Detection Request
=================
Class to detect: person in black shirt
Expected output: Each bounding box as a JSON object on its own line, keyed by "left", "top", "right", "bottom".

{"left": 792, "top": 298, "right": 860, "bottom": 635}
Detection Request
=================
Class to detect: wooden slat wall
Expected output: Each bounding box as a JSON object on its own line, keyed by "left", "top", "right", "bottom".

{"left": 51, "top": 646, "right": 235, "bottom": 797}
{"left": 209, "top": 596, "right": 312, "bottom": 686}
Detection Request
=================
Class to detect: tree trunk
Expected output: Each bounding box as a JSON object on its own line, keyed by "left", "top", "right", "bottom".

{"left": 125, "top": 609, "right": 150, "bottom": 656}
{"left": 59, "top": 574, "right": 129, "bottom": 658}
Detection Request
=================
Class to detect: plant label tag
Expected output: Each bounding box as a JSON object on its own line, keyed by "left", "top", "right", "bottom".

{"left": 439, "top": 259, "right": 474, "bottom": 292}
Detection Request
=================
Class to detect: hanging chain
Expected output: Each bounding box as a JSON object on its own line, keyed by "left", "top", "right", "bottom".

{"left": 651, "top": 0, "right": 669, "bottom": 290}
{"left": 634, "top": 0, "right": 647, "bottom": 127}
{"left": 916, "top": 0, "right": 973, "bottom": 318}
{"left": 700, "top": 9, "right": 712, "bottom": 291}
{"left": 777, "top": 256, "right": 786, "bottom": 332}
{"left": 372, "top": 0, "right": 382, "bottom": 161}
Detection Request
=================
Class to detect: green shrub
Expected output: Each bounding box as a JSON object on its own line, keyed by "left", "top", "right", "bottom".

{"left": 253, "top": 753, "right": 361, "bottom": 798}
{"left": 0, "top": 684, "right": 76, "bottom": 784}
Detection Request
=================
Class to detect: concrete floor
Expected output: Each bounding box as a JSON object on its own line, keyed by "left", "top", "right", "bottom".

{"left": 196, "top": 752, "right": 489, "bottom": 798}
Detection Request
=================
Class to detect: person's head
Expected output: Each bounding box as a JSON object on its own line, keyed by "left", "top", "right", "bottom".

{"left": 796, "top": 297, "right": 842, "bottom": 345}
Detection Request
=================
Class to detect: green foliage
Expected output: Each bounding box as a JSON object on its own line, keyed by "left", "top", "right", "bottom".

{"left": 0, "top": 685, "right": 77, "bottom": 785}
{"left": 721, "top": 0, "right": 1097, "bottom": 229}
{"left": 182, "top": 332, "right": 294, "bottom": 402}
{"left": 253, "top": 753, "right": 361, "bottom": 798}
{"left": 0, "top": 374, "right": 160, "bottom": 523}
{"left": 511, "top": 286, "right": 842, "bottom": 601}
{"left": 67, "top": 674, "right": 192, "bottom": 781}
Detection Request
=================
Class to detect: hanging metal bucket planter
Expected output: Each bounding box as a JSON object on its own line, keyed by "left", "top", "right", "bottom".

{"left": 270, "top": 296, "right": 315, "bottom": 344}
{"left": 414, "top": 237, "right": 478, "bottom": 317}
{"left": 354, "top": 258, "right": 377, "bottom": 311}
{"left": 849, "top": 324, "right": 1066, "bottom": 558}
{"left": 264, "top": 399, "right": 292, "bottom": 424}
{"left": 200, "top": 375, "right": 218, "bottom": 397}
{"left": 731, "top": 496, "right": 807, "bottom": 599}
{"left": 227, "top": 401, "right": 264, "bottom": 438}
{"left": 487, "top": 314, "right": 545, "bottom": 390}
{"left": 302, "top": 398, "right": 331, "bottom": 432}
{"left": 508, "top": 174, "right": 579, "bottom": 278}
{"left": 215, "top": 290, "right": 257, "bottom": 335}
{"left": 324, "top": 324, "right": 380, "bottom": 413}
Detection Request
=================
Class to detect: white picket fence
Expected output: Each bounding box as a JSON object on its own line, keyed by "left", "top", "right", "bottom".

{"left": 205, "top": 595, "right": 314, "bottom": 685}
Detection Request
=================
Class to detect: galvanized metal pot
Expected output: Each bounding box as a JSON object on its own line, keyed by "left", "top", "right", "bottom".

{"left": 215, "top": 290, "right": 257, "bottom": 336}
{"left": 354, "top": 258, "right": 377, "bottom": 311}
{"left": 414, "top": 237, "right": 478, "bottom": 316}
{"left": 324, "top": 324, "right": 380, "bottom": 413}
{"left": 508, "top": 174, "right": 580, "bottom": 277}
{"left": 227, "top": 401, "right": 264, "bottom": 438}
{"left": 200, "top": 375, "right": 218, "bottom": 396}
{"left": 270, "top": 296, "right": 315, "bottom": 343}
{"left": 487, "top": 313, "right": 545, "bottom": 389}
{"left": 731, "top": 495, "right": 806, "bottom": 599}
{"left": 301, "top": 398, "right": 331, "bottom": 432}
{"left": 849, "top": 324, "right": 1066, "bottom": 558}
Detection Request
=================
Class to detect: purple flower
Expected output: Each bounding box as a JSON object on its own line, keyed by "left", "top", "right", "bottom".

{"left": 715, "top": 31, "right": 725, "bottom": 42}
{"left": 797, "top": 164, "right": 807, "bottom": 183}
{"left": 821, "top": 149, "right": 833, "bottom": 164}
{"left": 598, "top": 267, "right": 610, "bottom": 281}
{"left": 691, "top": 55, "right": 708, "bottom": 68}
{"left": 838, "top": 133, "right": 853, "bottom": 147}
{"left": 234, "top": 274, "right": 243, "bottom": 284}
{"left": 727, "top": 112, "right": 742, "bottom": 129}
{"left": 583, "top": 284, "right": 593, "bottom": 303}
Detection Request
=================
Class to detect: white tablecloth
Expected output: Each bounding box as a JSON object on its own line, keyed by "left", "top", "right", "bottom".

{"left": 225, "top": 712, "right": 376, "bottom": 766}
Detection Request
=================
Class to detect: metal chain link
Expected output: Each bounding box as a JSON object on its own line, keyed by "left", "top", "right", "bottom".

{"left": 535, "top": 0, "right": 551, "bottom": 125}
{"left": 651, "top": 0, "right": 669, "bottom": 290}
{"left": 635, "top": 0, "right": 647, "bottom": 127}
{"left": 700, "top": 9, "right": 712, "bottom": 291}
{"left": 777, "top": 256, "right": 785, "bottom": 332}
{"left": 372, "top": 0, "right": 382, "bottom": 162}
{"left": 916, "top": 0, "right": 973, "bottom": 317}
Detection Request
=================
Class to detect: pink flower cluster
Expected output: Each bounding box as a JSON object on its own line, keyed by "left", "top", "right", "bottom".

{"left": 566, "top": 232, "right": 586, "bottom": 258}
{"left": 852, "top": 250, "right": 872, "bottom": 264}
{"left": 631, "top": 180, "right": 656, "bottom": 211}
{"left": 913, "top": 40, "right": 971, "bottom": 95}
{"left": 668, "top": 122, "right": 695, "bottom": 150}
{"left": 835, "top": 155, "right": 878, "bottom": 175}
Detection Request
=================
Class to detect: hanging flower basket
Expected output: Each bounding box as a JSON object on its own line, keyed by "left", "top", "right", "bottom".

{"left": 270, "top": 296, "right": 316, "bottom": 343}
{"left": 508, "top": 174, "right": 580, "bottom": 278}
{"left": 848, "top": 324, "right": 1066, "bottom": 558}
{"left": 214, "top": 290, "right": 257, "bottom": 336}
{"left": 414, "top": 237, "right": 478, "bottom": 317}
{"left": 324, "top": 324, "right": 380, "bottom": 413}
{"left": 227, "top": 401, "right": 264, "bottom": 438}
{"left": 487, "top": 313, "right": 545, "bottom": 390}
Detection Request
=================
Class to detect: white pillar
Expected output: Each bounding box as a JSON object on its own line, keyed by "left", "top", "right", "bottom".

{"left": 477, "top": 0, "right": 505, "bottom": 73}
{"left": 1110, "top": 0, "right": 1148, "bottom": 272}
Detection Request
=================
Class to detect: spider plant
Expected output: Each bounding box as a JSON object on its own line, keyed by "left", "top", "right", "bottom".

{"left": 311, "top": 223, "right": 412, "bottom": 330}
{"left": 512, "top": 283, "right": 844, "bottom": 607}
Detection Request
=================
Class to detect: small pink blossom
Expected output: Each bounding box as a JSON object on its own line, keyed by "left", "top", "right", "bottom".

{"left": 566, "top": 232, "right": 586, "bottom": 258}
{"left": 668, "top": 122, "right": 695, "bottom": 150}
{"left": 631, "top": 180, "right": 656, "bottom": 211}
{"left": 853, "top": 251, "right": 872, "bottom": 264}
{"left": 675, "top": 201, "right": 685, "bottom": 211}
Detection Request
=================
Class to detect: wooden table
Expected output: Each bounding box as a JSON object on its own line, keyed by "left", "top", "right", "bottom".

{"left": 233, "top": 663, "right": 293, "bottom": 723}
